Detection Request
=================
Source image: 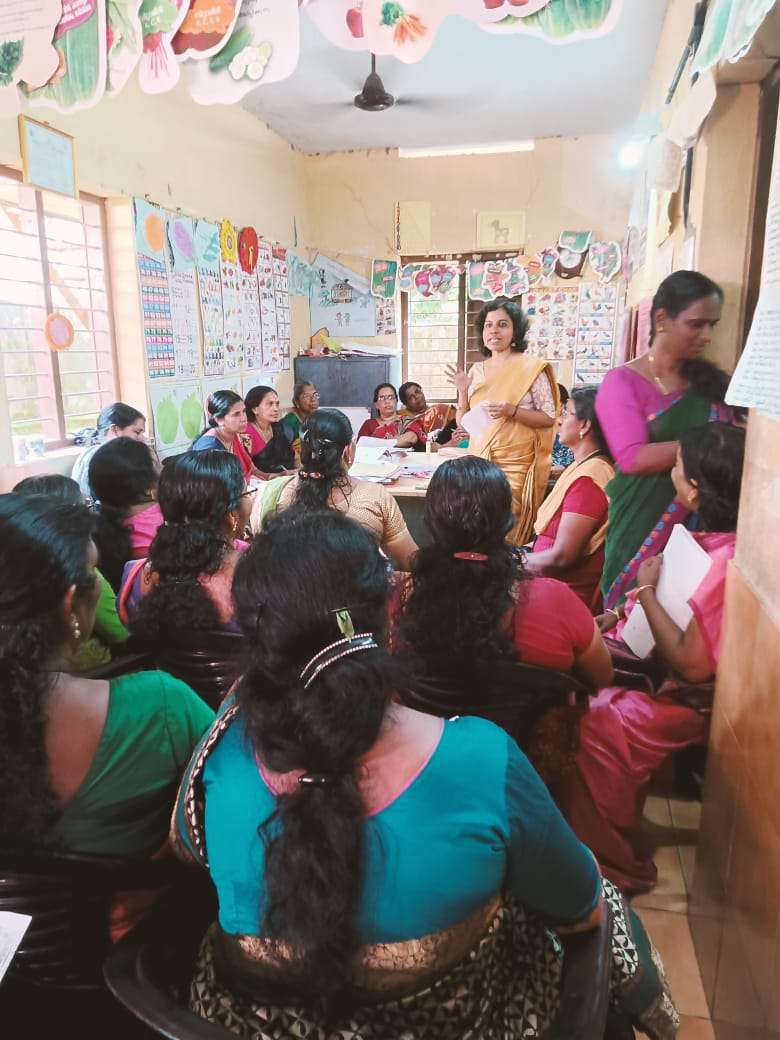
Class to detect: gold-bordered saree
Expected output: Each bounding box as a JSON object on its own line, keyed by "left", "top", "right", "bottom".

{"left": 468, "top": 356, "right": 559, "bottom": 545}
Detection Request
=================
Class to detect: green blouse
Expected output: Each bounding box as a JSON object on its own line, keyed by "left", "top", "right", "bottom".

{"left": 175, "top": 711, "right": 600, "bottom": 943}
{"left": 49, "top": 671, "right": 214, "bottom": 858}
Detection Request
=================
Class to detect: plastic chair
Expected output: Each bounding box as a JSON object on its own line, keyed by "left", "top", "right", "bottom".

{"left": 153, "top": 632, "right": 244, "bottom": 710}
{"left": 401, "top": 657, "right": 593, "bottom": 753}
{"left": 105, "top": 900, "right": 613, "bottom": 1039}
{"left": 81, "top": 650, "right": 155, "bottom": 681}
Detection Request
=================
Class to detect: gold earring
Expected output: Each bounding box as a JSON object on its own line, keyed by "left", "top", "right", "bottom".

{"left": 232, "top": 516, "right": 239, "bottom": 534}
{"left": 578, "top": 430, "right": 585, "bottom": 440}
{"left": 70, "top": 615, "right": 81, "bottom": 641}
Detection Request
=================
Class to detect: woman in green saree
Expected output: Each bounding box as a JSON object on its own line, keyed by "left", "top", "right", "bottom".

{"left": 595, "top": 271, "right": 737, "bottom": 610}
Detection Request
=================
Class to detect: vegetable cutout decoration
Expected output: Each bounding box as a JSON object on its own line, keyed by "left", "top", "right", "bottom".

{"left": 25, "top": 0, "right": 108, "bottom": 113}
{"left": 156, "top": 394, "right": 180, "bottom": 444}
{"left": 0, "top": 0, "right": 62, "bottom": 115}
{"left": 588, "top": 240, "right": 622, "bottom": 285}
{"left": 107, "top": 1, "right": 143, "bottom": 96}
{"left": 172, "top": 0, "right": 243, "bottom": 61}
{"left": 187, "top": 0, "right": 299, "bottom": 105}
{"left": 138, "top": 0, "right": 190, "bottom": 94}
{"left": 180, "top": 391, "right": 204, "bottom": 439}
{"left": 486, "top": 0, "right": 622, "bottom": 40}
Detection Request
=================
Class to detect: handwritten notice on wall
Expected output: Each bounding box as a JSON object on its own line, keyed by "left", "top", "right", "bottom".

{"left": 727, "top": 105, "right": 780, "bottom": 418}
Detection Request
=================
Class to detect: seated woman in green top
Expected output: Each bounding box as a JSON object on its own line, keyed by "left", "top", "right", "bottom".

{"left": 280, "top": 379, "right": 319, "bottom": 459}
{"left": 12, "top": 474, "right": 130, "bottom": 670}
{"left": 0, "top": 493, "right": 214, "bottom": 869}
{"left": 172, "top": 510, "right": 678, "bottom": 1038}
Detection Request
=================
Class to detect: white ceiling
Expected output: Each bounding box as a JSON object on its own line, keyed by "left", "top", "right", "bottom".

{"left": 241, "top": 2, "right": 670, "bottom": 154}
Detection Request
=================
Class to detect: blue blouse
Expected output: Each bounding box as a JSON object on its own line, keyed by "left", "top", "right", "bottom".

{"left": 175, "top": 712, "right": 599, "bottom": 943}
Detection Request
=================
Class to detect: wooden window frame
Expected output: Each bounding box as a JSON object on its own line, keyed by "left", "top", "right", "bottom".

{"left": 0, "top": 165, "right": 119, "bottom": 450}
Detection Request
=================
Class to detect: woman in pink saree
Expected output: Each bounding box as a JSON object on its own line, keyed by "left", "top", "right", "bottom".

{"left": 560, "top": 422, "right": 745, "bottom": 894}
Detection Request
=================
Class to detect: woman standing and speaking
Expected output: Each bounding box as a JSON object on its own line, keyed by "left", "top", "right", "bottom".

{"left": 446, "top": 298, "right": 558, "bottom": 544}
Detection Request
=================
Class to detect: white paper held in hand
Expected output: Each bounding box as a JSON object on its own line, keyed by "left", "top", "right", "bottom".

{"left": 0, "top": 911, "right": 32, "bottom": 983}
{"left": 461, "top": 403, "right": 492, "bottom": 440}
{"left": 621, "top": 525, "right": 712, "bottom": 659}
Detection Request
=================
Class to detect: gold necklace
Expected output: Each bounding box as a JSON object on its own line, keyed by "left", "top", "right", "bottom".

{"left": 647, "top": 353, "right": 671, "bottom": 394}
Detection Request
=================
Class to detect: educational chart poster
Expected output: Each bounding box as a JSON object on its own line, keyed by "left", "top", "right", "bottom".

{"left": 219, "top": 220, "right": 243, "bottom": 372}
{"left": 310, "top": 254, "right": 377, "bottom": 338}
{"left": 194, "top": 219, "right": 225, "bottom": 377}
{"left": 574, "top": 283, "right": 619, "bottom": 385}
{"left": 371, "top": 259, "right": 398, "bottom": 299}
{"left": 133, "top": 198, "right": 175, "bottom": 379}
{"left": 166, "top": 214, "right": 201, "bottom": 379}
{"left": 524, "top": 285, "right": 579, "bottom": 360}
{"left": 238, "top": 227, "right": 263, "bottom": 372}
{"left": 258, "top": 239, "right": 280, "bottom": 373}
{"left": 149, "top": 380, "right": 204, "bottom": 457}
{"left": 376, "top": 298, "right": 396, "bottom": 336}
{"left": 273, "top": 246, "right": 291, "bottom": 371}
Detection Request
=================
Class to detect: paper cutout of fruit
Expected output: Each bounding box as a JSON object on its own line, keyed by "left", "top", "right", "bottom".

{"left": 156, "top": 395, "right": 179, "bottom": 444}
{"left": 170, "top": 218, "right": 194, "bottom": 261}
{"left": 144, "top": 211, "right": 165, "bottom": 254}
{"left": 180, "top": 393, "right": 204, "bottom": 439}
{"left": 238, "top": 227, "right": 259, "bottom": 273}
{"left": 219, "top": 219, "right": 238, "bottom": 263}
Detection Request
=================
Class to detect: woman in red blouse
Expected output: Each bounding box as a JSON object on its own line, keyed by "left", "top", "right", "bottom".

{"left": 357, "top": 383, "right": 425, "bottom": 446}
{"left": 525, "top": 386, "right": 614, "bottom": 608}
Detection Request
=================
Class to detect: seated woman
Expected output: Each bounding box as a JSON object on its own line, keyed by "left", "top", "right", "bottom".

{"left": 251, "top": 407, "right": 418, "bottom": 571}
{"left": 397, "top": 381, "right": 460, "bottom": 449}
{"left": 357, "top": 382, "right": 425, "bottom": 447}
{"left": 397, "top": 456, "right": 613, "bottom": 691}
{"left": 0, "top": 494, "right": 213, "bottom": 870}
{"left": 244, "top": 385, "right": 296, "bottom": 475}
{"left": 118, "top": 451, "right": 252, "bottom": 637}
{"left": 13, "top": 474, "right": 130, "bottom": 670}
{"left": 550, "top": 384, "right": 575, "bottom": 476}
{"left": 191, "top": 390, "right": 258, "bottom": 480}
{"left": 280, "top": 379, "right": 319, "bottom": 458}
{"left": 71, "top": 401, "right": 146, "bottom": 500}
{"left": 89, "top": 437, "right": 162, "bottom": 592}
{"left": 560, "top": 422, "right": 745, "bottom": 894}
{"left": 525, "top": 386, "right": 614, "bottom": 608}
{"left": 172, "top": 510, "right": 677, "bottom": 1039}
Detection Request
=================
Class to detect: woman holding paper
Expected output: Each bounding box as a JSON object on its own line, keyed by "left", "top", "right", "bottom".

{"left": 446, "top": 298, "right": 558, "bottom": 545}
{"left": 560, "top": 422, "right": 745, "bottom": 894}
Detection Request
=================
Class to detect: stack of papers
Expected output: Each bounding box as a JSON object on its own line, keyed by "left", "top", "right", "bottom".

{"left": 461, "top": 403, "right": 493, "bottom": 440}
{"left": 350, "top": 461, "right": 402, "bottom": 482}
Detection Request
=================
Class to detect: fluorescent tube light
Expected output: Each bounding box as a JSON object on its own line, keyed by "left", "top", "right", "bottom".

{"left": 398, "top": 141, "right": 535, "bottom": 159}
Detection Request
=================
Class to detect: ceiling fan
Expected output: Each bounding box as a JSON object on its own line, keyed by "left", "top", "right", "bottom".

{"left": 353, "top": 54, "right": 395, "bottom": 112}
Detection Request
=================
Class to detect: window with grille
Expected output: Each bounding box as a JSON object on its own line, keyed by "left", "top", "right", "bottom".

{"left": 401, "top": 253, "right": 522, "bottom": 403}
{"left": 0, "top": 169, "right": 117, "bottom": 455}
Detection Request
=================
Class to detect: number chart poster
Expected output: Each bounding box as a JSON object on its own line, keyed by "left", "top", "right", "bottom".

{"left": 133, "top": 198, "right": 175, "bottom": 379}
{"left": 194, "top": 219, "right": 225, "bottom": 377}
{"left": 309, "top": 254, "right": 377, "bottom": 338}
{"left": 166, "top": 214, "right": 201, "bottom": 379}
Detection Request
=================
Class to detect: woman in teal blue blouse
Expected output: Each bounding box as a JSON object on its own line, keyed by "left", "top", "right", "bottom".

{"left": 172, "top": 510, "right": 678, "bottom": 1039}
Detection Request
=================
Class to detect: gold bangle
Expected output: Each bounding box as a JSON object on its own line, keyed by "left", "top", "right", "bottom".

{"left": 636, "top": 584, "right": 656, "bottom": 596}
{"left": 605, "top": 607, "right": 620, "bottom": 619}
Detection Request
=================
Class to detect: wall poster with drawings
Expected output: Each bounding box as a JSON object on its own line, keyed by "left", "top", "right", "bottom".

{"left": 194, "top": 219, "right": 225, "bottom": 376}
{"left": 133, "top": 198, "right": 175, "bottom": 379}
{"left": 574, "top": 283, "right": 620, "bottom": 385}
{"left": 524, "top": 285, "right": 579, "bottom": 360}
{"left": 375, "top": 298, "right": 396, "bottom": 335}
{"left": 273, "top": 246, "right": 291, "bottom": 371}
{"left": 238, "top": 226, "right": 263, "bottom": 372}
{"left": 149, "top": 380, "right": 204, "bottom": 458}
{"left": 309, "top": 254, "right": 377, "bottom": 338}
{"left": 219, "top": 220, "right": 243, "bottom": 372}
{"left": 166, "top": 213, "right": 201, "bottom": 379}
{"left": 258, "top": 239, "right": 280, "bottom": 373}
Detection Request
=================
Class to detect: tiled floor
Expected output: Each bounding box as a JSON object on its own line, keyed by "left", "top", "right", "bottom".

{"left": 633, "top": 793, "right": 714, "bottom": 1039}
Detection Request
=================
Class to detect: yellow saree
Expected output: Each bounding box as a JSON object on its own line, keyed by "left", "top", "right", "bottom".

{"left": 468, "top": 356, "right": 558, "bottom": 544}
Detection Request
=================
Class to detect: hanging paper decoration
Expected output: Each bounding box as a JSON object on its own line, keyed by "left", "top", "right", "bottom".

{"left": 107, "top": 1, "right": 143, "bottom": 96}
{"left": 371, "top": 259, "right": 398, "bottom": 299}
{"left": 556, "top": 231, "right": 591, "bottom": 281}
{"left": 481, "top": 0, "right": 551, "bottom": 16}
{"left": 398, "top": 262, "right": 419, "bottom": 293}
{"left": 288, "top": 253, "right": 315, "bottom": 296}
{"left": 134, "top": 198, "right": 176, "bottom": 379}
{"left": 413, "top": 263, "right": 458, "bottom": 298}
{"left": 44, "top": 312, "right": 75, "bottom": 352}
{"left": 219, "top": 220, "right": 243, "bottom": 371}
{"left": 187, "top": 0, "right": 300, "bottom": 103}
{"left": 194, "top": 219, "right": 225, "bottom": 376}
{"left": 504, "top": 257, "right": 530, "bottom": 296}
{"left": 26, "top": 0, "right": 108, "bottom": 113}
{"left": 306, "top": 0, "right": 371, "bottom": 51}
{"left": 588, "top": 240, "right": 622, "bottom": 285}
{"left": 238, "top": 227, "right": 263, "bottom": 372}
{"left": 558, "top": 230, "right": 592, "bottom": 253}
{"left": 172, "top": 0, "right": 242, "bottom": 61}
{"left": 517, "top": 254, "right": 542, "bottom": 287}
{"left": 538, "top": 247, "right": 559, "bottom": 284}
{"left": 138, "top": 0, "right": 190, "bottom": 94}
{"left": 486, "top": 0, "right": 622, "bottom": 41}
{"left": 167, "top": 213, "right": 201, "bottom": 378}
{"left": 482, "top": 260, "right": 509, "bottom": 298}
{"left": 467, "top": 261, "right": 492, "bottom": 302}
{"left": 0, "top": 0, "right": 61, "bottom": 116}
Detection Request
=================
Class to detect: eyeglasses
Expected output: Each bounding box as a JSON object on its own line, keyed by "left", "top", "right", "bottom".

{"left": 376, "top": 395, "right": 397, "bottom": 402}
{"left": 300, "top": 391, "right": 320, "bottom": 401}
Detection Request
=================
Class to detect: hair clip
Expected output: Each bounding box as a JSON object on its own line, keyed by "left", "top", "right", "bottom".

{"left": 299, "top": 470, "right": 323, "bottom": 480}
{"left": 452, "top": 551, "right": 489, "bottom": 562}
{"left": 298, "top": 773, "right": 331, "bottom": 787}
{"left": 330, "top": 607, "right": 355, "bottom": 639}
{"left": 299, "top": 633, "right": 378, "bottom": 690}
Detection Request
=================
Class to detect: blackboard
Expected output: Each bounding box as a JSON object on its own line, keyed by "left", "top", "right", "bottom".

{"left": 293, "top": 356, "right": 394, "bottom": 413}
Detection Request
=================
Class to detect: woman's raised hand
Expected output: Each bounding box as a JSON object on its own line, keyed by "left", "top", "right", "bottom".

{"left": 445, "top": 364, "right": 472, "bottom": 395}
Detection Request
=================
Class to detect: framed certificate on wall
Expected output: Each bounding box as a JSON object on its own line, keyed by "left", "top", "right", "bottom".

{"left": 18, "top": 116, "right": 78, "bottom": 200}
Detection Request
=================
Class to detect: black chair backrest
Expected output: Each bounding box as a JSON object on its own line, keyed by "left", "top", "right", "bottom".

{"left": 81, "top": 649, "right": 154, "bottom": 681}
{"left": 154, "top": 631, "right": 244, "bottom": 710}
{"left": 0, "top": 852, "right": 182, "bottom": 991}
{"left": 401, "top": 658, "right": 592, "bottom": 752}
